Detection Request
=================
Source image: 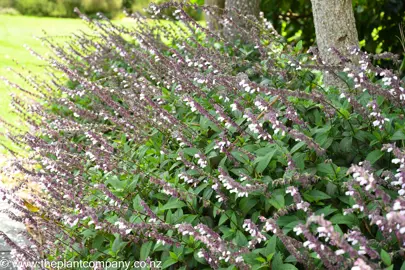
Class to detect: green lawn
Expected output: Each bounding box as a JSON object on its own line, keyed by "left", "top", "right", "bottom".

{"left": 0, "top": 15, "right": 87, "bottom": 124}
{"left": 0, "top": 15, "right": 174, "bottom": 153}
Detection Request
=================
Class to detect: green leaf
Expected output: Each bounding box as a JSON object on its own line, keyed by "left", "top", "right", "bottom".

{"left": 111, "top": 234, "right": 127, "bottom": 253}
{"left": 126, "top": 175, "right": 139, "bottom": 192}
{"left": 231, "top": 151, "right": 249, "bottom": 164}
{"left": 295, "top": 40, "right": 303, "bottom": 51}
{"left": 162, "top": 258, "right": 177, "bottom": 269}
{"left": 266, "top": 235, "right": 277, "bottom": 255}
{"left": 381, "top": 249, "right": 391, "bottom": 266}
{"left": 183, "top": 148, "right": 199, "bottom": 156}
{"left": 316, "top": 163, "right": 335, "bottom": 176}
{"left": 161, "top": 199, "right": 187, "bottom": 211}
{"left": 255, "top": 146, "right": 273, "bottom": 156}
{"left": 277, "top": 216, "right": 300, "bottom": 227}
{"left": 218, "top": 214, "right": 229, "bottom": 226}
{"left": 137, "top": 145, "right": 149, "bottom": 159}
{"left": 133, "top": 194, "right": 144, "bottom": 212}
{"left": 255, "top": 148, "right": 277, "bottom": 173}
{"left": 106, "top": 175, "right": 125, "bottom": 190}
{"left": 272, "top": 253, "right": 283, "bottom": 270}
{"left": 256, "top": 257, "right": 267, "bottom": 263}
{"left": 315, "top": 205, "right": 337, "bottom": 217}
{"left": 140, "top": 241, "right": 153, "bottom": 260}
{"left": 169, "top": 251, "right": 179, "bottom": 261}
{"left": 290, "top": 141, "right": 306, "bottom": 153}
{"left": 391, "top": 130, "right": 405, "bottom": 140}
{"left": 239, "top": 198, "right": 258, "bottom": 215}
{"left": 266, "top": 253, "right": 275, "bottom": 262}
{"left": 284, "top": 255, "right": 297, "bottom": 263}
{"left": 330, "top": 214, "right": 357, "bottom": 226}
{"left": 339, "top": 108, "right": 350, "bottom": 119}
{"left": 279, "top": 264, "right": 299, "bottom": 270}
{"left": 92, "top": 234, "right": 104, "bottom": 249}
{"left": 81, "top": 229, "right": 96, "bottom": 239}
{"left": 292, "top": 152, "right": 306, "bottom": 170}
{"left": 303, "top": 190, "right": 331, "bottom": 202}
{"left": 235, "top": 230, "right": 248, "bottom": 246}
{"left": 366, "top": 150, "right": 384, "bottom": 164}
{"left": 269, "top": 193, "right": 285, "bottom": 209}
{"left": 326, "top": 182, "right": 338, "bottom": 196}
{"left": 339, "top": 137, "right": 352, "bottom": 152}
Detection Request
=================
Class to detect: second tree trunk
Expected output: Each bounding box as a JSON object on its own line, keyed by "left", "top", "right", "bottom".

{"left": 310, "top": 0, "right": 359, "bottom": 87}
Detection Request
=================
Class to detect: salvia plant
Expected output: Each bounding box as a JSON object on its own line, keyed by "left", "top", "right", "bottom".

{"left": 1, "top": 2, "right": 405, "bottom": 269}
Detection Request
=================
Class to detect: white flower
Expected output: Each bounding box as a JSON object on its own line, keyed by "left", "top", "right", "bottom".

{"left": 392, "top": 158, "right": 401, "bottom": 164}
{"left": 286, "top": 186, "right": 298, "bottom": 196}
{"left": 393, "top": 201, "right": 402, "bottom": 211}
{"left": 372, "top": 120, "right": 380, "bottom": 127}
{"left": 197, "top": 251, "right": 204, "bottom": 258}
{"left": 293, "top": 226, "right": 303, "bottom": 235}
{"left": 335, "top": 249, "right": 345, "bottom": 256}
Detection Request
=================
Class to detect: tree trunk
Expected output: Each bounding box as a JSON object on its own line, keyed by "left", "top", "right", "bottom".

{"left": 223, "top": 0, "right": 261, "bottom": 40}
{"left": 310, "top": 0, "right": 359, "bottom": 87}
{"left": 205, "top": 0, "right": 225, "bottom": 32}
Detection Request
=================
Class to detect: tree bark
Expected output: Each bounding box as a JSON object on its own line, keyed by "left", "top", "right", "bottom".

{"left": 310, "top": 0, "right": 359, "bottom": 87}
{"left": 223, "top": 0, "right": 261, "bottom": 40}
{"left": 205, "top": 0, "right": 225, "bottom": 32}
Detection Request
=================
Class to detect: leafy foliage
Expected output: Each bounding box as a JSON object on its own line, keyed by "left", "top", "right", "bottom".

{"left": 260, "top": 0, "right": 405, "bottom": 57}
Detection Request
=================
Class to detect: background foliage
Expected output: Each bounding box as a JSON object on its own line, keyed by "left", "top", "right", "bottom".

{"left": 260, "top": 0, "right": 405, "bottom": 65}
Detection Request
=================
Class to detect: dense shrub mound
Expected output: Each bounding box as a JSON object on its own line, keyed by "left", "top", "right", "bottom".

{"left": 1, "top": 2, "right": 405, "bottom": 269}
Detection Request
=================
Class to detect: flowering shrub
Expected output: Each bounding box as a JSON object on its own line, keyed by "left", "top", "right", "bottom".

{"left": 1, "top": 2, "right": 405, "bottom": 269}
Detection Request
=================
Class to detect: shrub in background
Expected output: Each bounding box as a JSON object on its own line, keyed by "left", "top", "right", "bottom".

{"left": 11, "top": 0, "right": 122, "bottom": 18}
{"left": 14, "top": 0, "right": 51, "bottom": 16}
{"left": 81, "top": 0, "right": 123, "bottom": 16}
{"left": 0, "top": 7, "right": 20, "bottom": 15}
{"left": 0, "top": 0, "right": 13, "bottom": 7}
{"left": 1, "top": 2, "right": 405, "bottom": 269}
{"left": 2, "top": 0, "right": 203, "bottom": 19}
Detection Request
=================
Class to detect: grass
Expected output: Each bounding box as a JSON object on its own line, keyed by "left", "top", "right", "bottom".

{"left": 0, "top": 15, "right": 89, "bottom": 153}
{"left": 0, "top": 15, "right": 144, "bottom": 154}
{"left": 0, "top": 15, "right": 196, "bottom": 154}
{"left": 0, "top": 15, "right": 87, "bottom": 124}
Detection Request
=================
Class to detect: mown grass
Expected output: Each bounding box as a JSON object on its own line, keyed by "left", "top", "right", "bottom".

{"left": 0, "top": 15, "right": 197, "bottom": 154}
{"left": 0, "top": 15, "right": 87, "bottom": 124}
